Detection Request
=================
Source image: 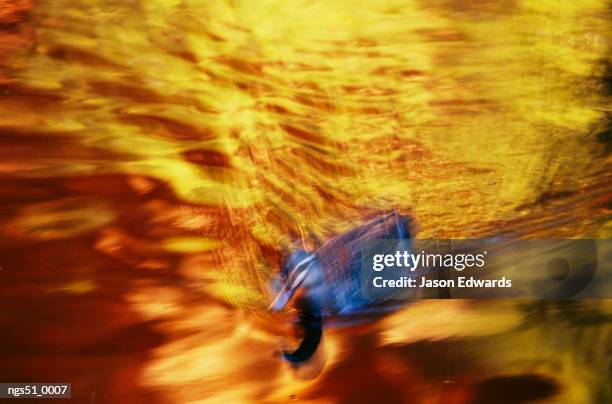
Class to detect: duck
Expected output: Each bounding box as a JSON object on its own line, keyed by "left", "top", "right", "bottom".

{"left": 269, "top": 211, "right": 415, "bottom": 364}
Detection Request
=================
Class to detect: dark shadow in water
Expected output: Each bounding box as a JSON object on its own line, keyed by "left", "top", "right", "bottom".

{"left": 300, "top": 331, "right": 560, "bottom": 404}
{"left": 472, "top": 375, "right": 559, "bottom": 404}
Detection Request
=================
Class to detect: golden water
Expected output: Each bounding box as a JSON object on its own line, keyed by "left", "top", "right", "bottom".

{"left": 0, "top": 0, "right": 610, "bottom": 402}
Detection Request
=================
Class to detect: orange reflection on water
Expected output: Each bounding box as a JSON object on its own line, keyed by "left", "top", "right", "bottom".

{"left": 0, "top": 0, "right": 610, "bottom": 402}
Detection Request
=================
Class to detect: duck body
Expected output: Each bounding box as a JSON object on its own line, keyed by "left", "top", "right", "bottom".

{"left": 269, "top": 212, "right": 415, "bottom": 363}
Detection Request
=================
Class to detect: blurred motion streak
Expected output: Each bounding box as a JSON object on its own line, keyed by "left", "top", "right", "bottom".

{"left": 0, "top": 0, "right": 610, "bottom": 403}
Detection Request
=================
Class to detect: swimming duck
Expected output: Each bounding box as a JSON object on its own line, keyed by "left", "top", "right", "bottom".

{"left": 269, "top": 211, "right": 415, "bottom": 364}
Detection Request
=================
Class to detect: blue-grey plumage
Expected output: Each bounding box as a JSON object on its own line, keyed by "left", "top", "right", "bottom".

{"left": 269, "top": 211, "right": 414, "bottom": 364}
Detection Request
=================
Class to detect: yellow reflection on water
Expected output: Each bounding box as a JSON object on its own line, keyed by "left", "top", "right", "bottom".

{"left": 0, "top": 0, "right": 610, "bottom": 402}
